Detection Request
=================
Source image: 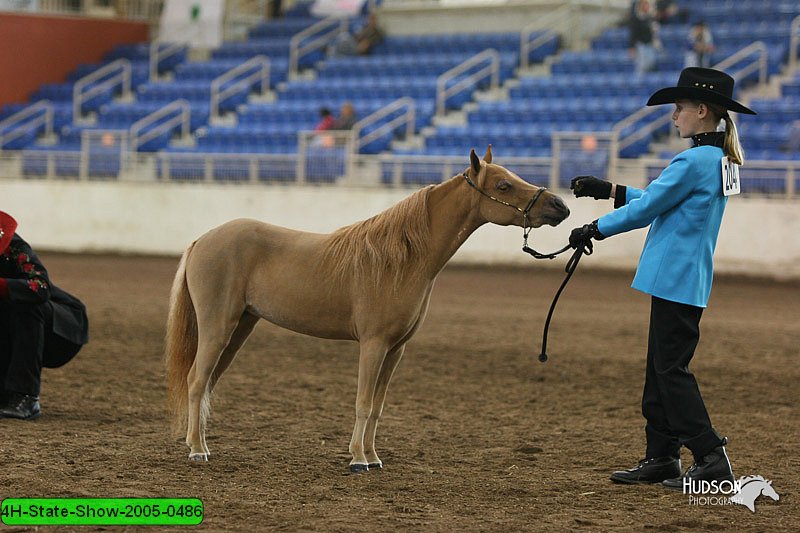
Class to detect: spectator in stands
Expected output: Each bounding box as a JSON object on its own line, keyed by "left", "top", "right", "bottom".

{"left": 0, "top": 211, "right": 89, "bottom": 420}
{"left": 332, "top": 102, "right": 357, "bottom": 130}
{"left": 655, "top": 0, "right": 688, "bottom": 25}
{"left": 314, "top": 107, "right": 336, "bottom": 131}
{"left": 329, "top": 13, "right": 385, "bottom": 57}
{"left": 628, "top": 0, "right": 660, "bottom": 75}
{"left": 567, "top": 68, "right": 756, "bottom": 490}
{"left": 268, "top": 0, "right": 283, "bottom": 19}
{"left": 685, "top": 21, "right": 715, "bottom": 69}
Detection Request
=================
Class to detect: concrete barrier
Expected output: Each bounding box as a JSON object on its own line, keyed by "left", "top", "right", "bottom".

{"left": 2, "top": 179, "right": 798, "bottom": 279}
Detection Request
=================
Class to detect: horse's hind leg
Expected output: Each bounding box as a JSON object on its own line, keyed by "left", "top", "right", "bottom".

{"left": 364, "top": 343, "right": 406, "bottom": 469}
{"left": 186, "top": 312, "right": 245, "bottom": 462}
{"left": 209, "top": 311, "right": 259, "bottom": 393}
{"left": 348, "top": 338, "right": 388, "bottom": 473}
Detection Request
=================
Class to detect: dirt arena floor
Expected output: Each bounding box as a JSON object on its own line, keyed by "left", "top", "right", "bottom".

{"left": 0, "top": 252, "right": 797, "bottom": 532}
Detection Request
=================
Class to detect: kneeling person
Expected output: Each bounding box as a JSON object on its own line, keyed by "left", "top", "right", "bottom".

{"left": 0, "top": 211, "right": 89, "bottom": 420}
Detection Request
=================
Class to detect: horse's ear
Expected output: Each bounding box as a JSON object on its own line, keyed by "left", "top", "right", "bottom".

{"left": 469, "top": 148, "right": 481, "bottom": 175}
{"left": 483, "top": 145, "right": 492, "bottom": 164}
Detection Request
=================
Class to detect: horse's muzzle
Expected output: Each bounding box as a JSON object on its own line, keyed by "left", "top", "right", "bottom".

{"left": 542, "top": 194, "right": 570, "bottom": 226}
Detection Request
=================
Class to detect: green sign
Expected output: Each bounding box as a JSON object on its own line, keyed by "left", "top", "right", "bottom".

{"left": 1, "top": 498, "right": 203, "bottom": 526}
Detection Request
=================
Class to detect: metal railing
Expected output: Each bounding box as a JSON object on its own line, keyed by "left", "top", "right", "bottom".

{"left": 149, "top": 41, "right": 187, "bottom": 81}
{"left": 129, "top": 100, "right": 191, "bottom": 152}
{"left": 612, "top": 41, "right": 769, "bottom": 159}
{"left": 436, "top": 49, "right": 500, "bottom": 117}
{"left": 353, "top": 97, "right": 416, "bottom": 151}
{"left": 79, "top": 129, "right": 128, "bottom": 179}
{"left": 714, "top": 41, "right": 768, "bottom": 85}
{"left": 210, "top": 56, "right": 270, "bottom": 122}
{"left": 0, "top": 101, "right": 53, "bottom": 150}
{"left": 73, "top": 59, "right": 132, "bottom": 124}
{"left": 378, "top": 152, "right": 552, "bottom": 188}
{"left": 790, "top": 15, "right": 800, "bottom": 71}
{"left": 288, "top": 16, "right": 349, "bottom": 80}
{"left": 2, "top": 147, "right": 798, "bottom": 197}
{"left": 520, "top": 4, "right": 573, "bottom": 69}
{"left": 296, "top": 130, "right": 355, "bottom": 185}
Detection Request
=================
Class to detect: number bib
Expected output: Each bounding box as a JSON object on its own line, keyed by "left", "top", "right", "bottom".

{"left": 721, "top": 156, "right": 740, "bottom": 196}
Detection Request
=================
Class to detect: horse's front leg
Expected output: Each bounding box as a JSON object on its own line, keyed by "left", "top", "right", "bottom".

{"left": 364, "top": 343, "right": 406, "bottom": 469}
{"left": 348, "top": 338, "right": 387, "bottom": 473}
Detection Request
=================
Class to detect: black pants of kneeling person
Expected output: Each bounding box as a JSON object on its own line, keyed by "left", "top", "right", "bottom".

{"left": 0, "top": 301, "right": 81, "bottom": 398}
{"left": 642, "top": 296, "right": 724, "bottom": 462}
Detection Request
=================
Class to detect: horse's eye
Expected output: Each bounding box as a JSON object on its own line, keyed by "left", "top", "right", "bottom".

{"left": 496, "top": 180, "right": 511, "bottom": 192}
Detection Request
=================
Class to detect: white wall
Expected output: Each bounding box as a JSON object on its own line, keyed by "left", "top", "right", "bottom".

{"left": 379, "top": 0, "right": 627, "bottom": 40}
{"left": 2, "top": 179, "right": 799, "bottom": 279}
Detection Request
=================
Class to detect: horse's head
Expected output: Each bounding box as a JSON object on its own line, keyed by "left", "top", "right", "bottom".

{"left": 466, "top": 146, "right": 570, "bottom": 228}
{"left": 760, "top": 479, "right": 780, "bottom": 501}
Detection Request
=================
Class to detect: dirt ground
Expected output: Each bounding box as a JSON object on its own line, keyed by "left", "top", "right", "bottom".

{"left": 0, "top": 253, "right": 797, "bottom": 532}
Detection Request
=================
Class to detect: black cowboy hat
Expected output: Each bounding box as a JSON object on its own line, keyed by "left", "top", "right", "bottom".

{"left": 647, "top": 67, "right": 757, "bottom": 115}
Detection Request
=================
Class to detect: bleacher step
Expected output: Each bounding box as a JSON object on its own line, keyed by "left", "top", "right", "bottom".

{"left": 391, "top": 133, "right": 426, "bottom": 151}
{"left": 170, "top": 135, "right": 196, "bottom": 148}
{"left": 36, "top": 134, "right": 59, "bottom": 147}
{"left": 188, "top": 48, "right": 211, "bottom": 62}
{"left": 210, "top": 113, "right": 239, "bottom": 127}
{"left": 432, "top": 110, "right": 468, "bottom": 127}
{"left": 248, "top": 91, "right": 277, "bottom": 104}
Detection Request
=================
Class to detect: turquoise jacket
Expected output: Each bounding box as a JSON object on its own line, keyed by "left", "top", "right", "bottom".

{"left": 597, "top": 141, "right": 728, "bottom": 308}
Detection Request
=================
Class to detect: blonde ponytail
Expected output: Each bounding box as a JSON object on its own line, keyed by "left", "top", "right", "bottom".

{"left": 705, "top": 102, "right": 745, "bottom": 165}
{"left": 722, "top": 113, "right": 745, "bottom": 165}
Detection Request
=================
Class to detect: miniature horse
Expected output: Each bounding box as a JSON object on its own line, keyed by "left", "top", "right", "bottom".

{"left": 166, "top": 147, "right": 570, "bottom": 471}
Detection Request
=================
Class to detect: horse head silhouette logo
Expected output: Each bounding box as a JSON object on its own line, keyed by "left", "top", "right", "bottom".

{"left": 730, "top": 475, "right": 780, "bottom": 512}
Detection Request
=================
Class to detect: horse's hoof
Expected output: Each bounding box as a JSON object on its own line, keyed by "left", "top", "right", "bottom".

{"left": 368, "top": 462, "right": 383, "bottom": 470}
{"left": 188, "top": 453, "right": 208, "bottom": 462}
{"left": 349, "top": 463, "right": 369, "bottom": 473}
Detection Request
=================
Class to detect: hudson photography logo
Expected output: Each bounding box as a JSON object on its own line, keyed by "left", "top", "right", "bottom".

{"left": 684, "top": 475, "right": 780, "bottom": 512}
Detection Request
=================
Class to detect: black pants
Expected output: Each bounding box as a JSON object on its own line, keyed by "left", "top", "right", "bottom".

{"left": 642, "top": 296, "right": 724, "bottom": 461}
{"left": 0, "top": 301, "right": 81, "bottom": 396}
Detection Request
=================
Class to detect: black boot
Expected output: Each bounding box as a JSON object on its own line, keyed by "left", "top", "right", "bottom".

{"left": 611, "top": 456, "right": 681, "bottom": 484}
{"left": 0, "top": 393, "right": 41, "bottom": 420}
{"left": 662, "top": 439, "right": 733, "bottom": 490}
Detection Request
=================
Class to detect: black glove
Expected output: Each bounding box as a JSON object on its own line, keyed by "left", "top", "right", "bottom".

{"left": 570, "top": 176, "right": 612, "bottom": 200}
{"left": 569, "top": 221, "right": 605, "bottom": 250}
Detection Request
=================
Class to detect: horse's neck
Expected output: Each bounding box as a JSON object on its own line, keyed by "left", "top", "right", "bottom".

{"left": 425, "top": 175, "right": 485, "bottom": 273}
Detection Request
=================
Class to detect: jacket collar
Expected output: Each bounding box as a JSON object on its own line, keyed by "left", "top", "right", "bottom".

{"left": 691, "top": 131, "right": 725, "bottom": 148}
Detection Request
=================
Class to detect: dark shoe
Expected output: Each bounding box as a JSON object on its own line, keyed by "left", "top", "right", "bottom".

{"left": 662, "top": 439, "right": 733, "bottom": 491}
{"left": 0, "top": 393, "right": 41, "bottom": 420}
{"left": 611, "top": 456, "right": 681, "bottom": 484}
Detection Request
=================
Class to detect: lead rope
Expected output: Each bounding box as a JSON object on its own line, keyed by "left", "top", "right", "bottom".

{"left": 521, "top": 216, "right": 593, "bottom": 362}
{"left": 460, "top": 170, "right": 590, "bottom": 363}
{"left": 535, "top": 240, "right": 592, "bottom": 362}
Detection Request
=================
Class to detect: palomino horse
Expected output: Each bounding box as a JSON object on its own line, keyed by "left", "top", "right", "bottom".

{"left": 165, "top": 147, "right": 570, "bottom": 471}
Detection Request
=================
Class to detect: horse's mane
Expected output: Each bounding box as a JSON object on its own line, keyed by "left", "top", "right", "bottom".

{"left": 321, "top": 184, "right": 436, "bottom": 286}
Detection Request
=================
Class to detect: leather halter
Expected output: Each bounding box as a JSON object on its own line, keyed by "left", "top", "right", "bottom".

{"left": 461, "top": 171, "right": 569, "bottom": 260}
{"left": 461, "top": 171, "right": 545, "bottom": 234}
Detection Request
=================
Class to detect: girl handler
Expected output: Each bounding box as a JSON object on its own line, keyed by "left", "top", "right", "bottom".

{"left": 567, "top": 67, "right": 755, "bottom": 489}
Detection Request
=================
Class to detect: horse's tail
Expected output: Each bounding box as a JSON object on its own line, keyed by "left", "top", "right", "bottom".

{"left": 165, "top": 241, "right": 198, "bottom": 434}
